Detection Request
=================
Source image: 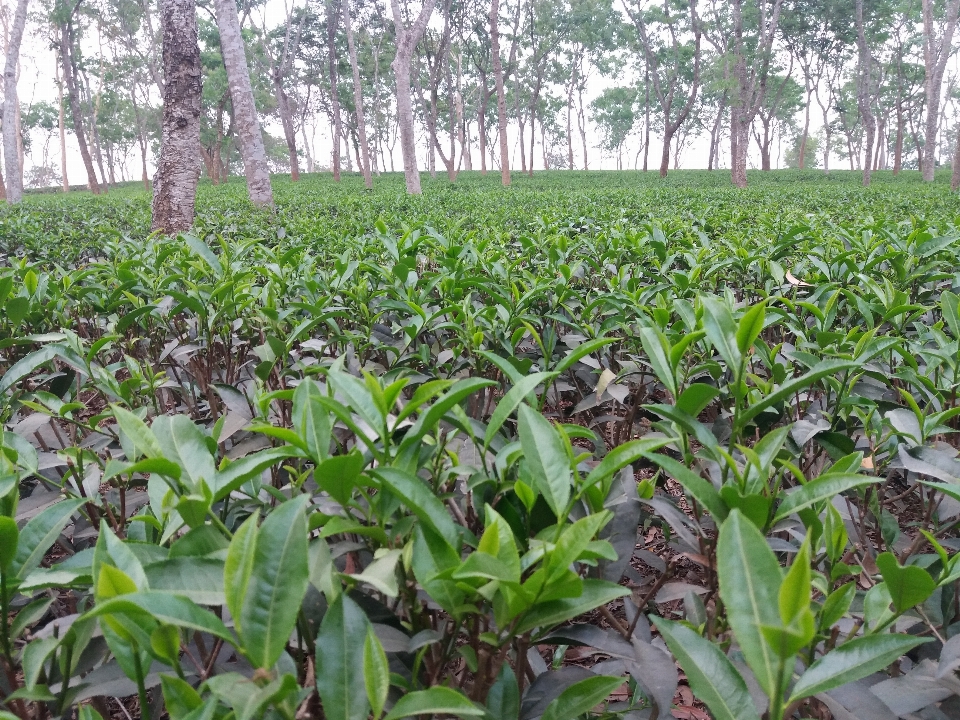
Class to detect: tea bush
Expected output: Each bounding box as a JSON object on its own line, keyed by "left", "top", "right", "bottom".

{"left": 2, "top": 170, "right": 960, "bottom": 720}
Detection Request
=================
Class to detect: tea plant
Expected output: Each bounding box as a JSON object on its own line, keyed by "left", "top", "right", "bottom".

{"left": 2, "top": 170, "right": 960, "bottom": 719}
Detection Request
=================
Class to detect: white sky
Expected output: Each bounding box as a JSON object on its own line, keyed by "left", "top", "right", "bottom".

{"left": 3, "top": 1, "right": 938, "bottom": 185}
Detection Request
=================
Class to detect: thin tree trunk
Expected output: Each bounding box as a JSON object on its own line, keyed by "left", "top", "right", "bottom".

{"left": 326, "top": 0, "right": 342, "bottom": 181}
{"left": 490, "top": 0, "right": 510, "bottom": 185}
{"left": 61, "top": 20, "right": 100, "bottom": 194}
{"left": 478, "top": 80, "right": 488, "bottom": 175}
{"left": 856, "top": 0, "right": 875, "bottom": 186}
{"left": 951, "top": 120, "right": 960, "bottom": 190}
{"left": 57, "top": 63, "right": 69, "bottom": 191}
{"left": 343, "top": 0, "right": 372, "bottom": 188}
{"left": 922, "top": 0, "right": 960, "bottom": 181}
{"left": 151, "top": 0, "right": 202, "bottom": 232}
{"left": 390, "top": 0, "right": 437, "bottom": 194}
{"left": 214, "top": 0, "right": 273, "bottom": 205}
{"left": 3, "top": 0, "right": 29, "bottom": 203}
{"left": 799, "top": 78, "right": 811, "bottom": 170}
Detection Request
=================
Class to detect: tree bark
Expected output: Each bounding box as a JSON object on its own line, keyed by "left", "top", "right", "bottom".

{"left": 951, "top": 120, "right": 960, "bottom": 190}
{"left": 56, "top": 63, "right": 69, "bottom": 192}
{"left": 326, "top": 0, "right": 343, "bottom": 181}
{"left": 151, "top": 0, "right": 202, "bottom": 233}
{"left": 922, "top": 0, "right": 960, "bottom": 181}
{"left": 727, "top": 0, "right": 784, "bottom": 188}
{"left": 214, "top": 0, "right": 273, "bottom": 206}
{"left": 490, "top": 0, "right": 510, "bottom": 185}
{"left": 624, "top": 0, "right": 702, "bottom": 178}
{"left": 343, "top": 0, "right": 372, "bottom": 188}
{"left": 60, "top": 19, "right": 100, "bottom": 194}
{"left": 3, "top": 0, "right": 29, "bottom": 203}
{"left": 855, "top": 0, "right": 876, "bottom": 187}
{"left": 390, "top": 0, "right": 438, "bottom": 194}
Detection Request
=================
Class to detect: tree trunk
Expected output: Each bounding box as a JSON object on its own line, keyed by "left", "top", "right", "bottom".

{"left": 798, "top": 78, "right": 811, "bottom": 170}
{"left": 922, "top": 0, "right": 960, "bottom": 181}
{"left": 490, "top": 0, "right": 510, "bottom": 185}
{"left": 214, "top": 0, "right": 273, "bottom": 206}
{"left": 566, "top": 65, "right": 575, "bottom": 169}
{"left": 855, "top": 0, "right": 875, "bottom": 187}
{"left": 660, "top": 128, "right": 673, "bottom": 177}
{"left": 952, "top": 120, "right": 960, "bottom": 190}
{"left": 326, "top": 0, "right": 342, "bottom": 182}
{"left": 478, "top": 80, "right": 488, "bottom": 175}
{"left": 343, "top": 0, "right": 372, "bottom": 188}
{"left": 3, "top": 0, "right": 29, "bottom": 203}
{"left": 390, "top": 0, "right": 438, "bottom": 194}
{"left": 151, "top": 0, "right": 203, "bottom": 233}
{"left": 60, "top": 21, "right": 100, "bottom": 194}
{"left": 57, "top": 64, "right": 69, "bottom": 192}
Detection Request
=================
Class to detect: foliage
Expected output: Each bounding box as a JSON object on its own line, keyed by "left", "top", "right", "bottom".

{"left": 1, "top": 171, "right": 960, "bottom": 719}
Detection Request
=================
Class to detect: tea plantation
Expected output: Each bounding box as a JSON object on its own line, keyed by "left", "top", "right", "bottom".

{"left": 2, "top": 170, "right": 960, "bottom": 720}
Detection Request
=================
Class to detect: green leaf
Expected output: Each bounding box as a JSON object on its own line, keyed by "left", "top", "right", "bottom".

{"left": 212, "top": 446, "right": 301, "bottom": 501}
{"left": 716, "top": 509, "right": 782, "bottom": 698}
{"left": 514, "top": 579, "right": 629, "bottom": 634}
{"left": 238, "top": 495, "right": 310, "bottom": 669}
{"left": 0, "top": 343, "right": 62, "bottom": 395}
{"left": 13, "top": 498, "right": 85, "bottom": 580}
{"left": 518, "top": 403, "right": 571, "bottom": 520}
{"left": 701, "top": 295, "right": 742, "bottom": 371}
{"left": 0, "top": 516, "right": 18, "bottom": 572}
{"left": 484, "top": 371, "right": 558, "bottom": 448}
{"left": 774, "top": 473, "right": 879, "bottom": 522}
{"left": 788, "top": 634, "right": 930, "bottom": 703}
{"left": 144, "top": 557, "right": 226, "bottom": 606}
{"left": 364, "top": 625, "right": 390, "bottom": 719}
{"left": 399, "top": 377, "right": 496, "bottom": 452}
{"left": 316, "top": 594, "right": 371, "bottom": 720}
{"left": 875, "top": 552, "right": 936, "bottom": 613}
{"left": 372, "top": 467, "right": 460, "bottom": 548}
{"left": 162, "top": 675, "right": 204, "bottom": 720}
{"left": 736, "top": 302, "right": 766, "bottom": 355}
{"left": 582, "top": 437, "right": 670, "bottom": 493}
{"left": 5, "top": 296, "right": 28, "bottom": 326}
{"left": 293, "top": 379, "right": 332, "bottom": 462}
{"left": 738, "top": 359, "right": 858, "bottom": 427}
{"left": 541, "top": 675, "right": 624, "bottom": 720}
{"left": 637, "top": 323, "right": 677, "bottom": 398}
{"left": 676, "top": 383, "right": 721, "bottom": 417}
{"left": 85, "top": 592, "right": 234, "bottom": 643}
{"left": 182, "top": 234, "right": 223, "bottom": 275}
{"left": 485, "top": 664, "right": 519, "bottom": 720}
{"left": 651, "top": 617, "right": 761, "bottom": 720}
{"left": 111, "top": 404, "right": 163, "bottom": 459}
{"left": 382, "top": 687, "right": 485, "bottom": 720}
{"left": 780, "top": 538, "right": 811, "bottom": 625}
{"left": 152, "top": 414, "right": 217, "bottom": 491}
{"left": 554, "top": 337, "right": 617, "bottom": 374}
{"left": 645, "top": 453, "right": 728, "bottom": 521}
{"left": 224, "top": 513, "right": 259, "bottom": 634}
{"left": 315, "top": 451, "right": 365, "bottom": 507}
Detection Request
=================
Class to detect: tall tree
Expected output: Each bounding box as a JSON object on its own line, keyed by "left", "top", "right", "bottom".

{"left": 704, "top": 0, "right": 784, "bottom": 187}
{"left": 214, "top": 0, "right": 273, "bottom": 206}
{"left": 3, "top": 0, "right": 30, "bottom": 203}
{"left": 58, "top": 6, "right": 101, "bottom": 194}
{"left": 921, "top": 0, "right": 960, "bottom": 181}
{"left": 343, "top": 0, "right": 372, "bottom": 187}
{"left": 624, "top": 0, "right": 703, "bottom": 177}
{"left": 390, "top": 0, "right": 438, "bottom": 194}
{"left": 489, "top": 0, "right": 510, "bottom": 185}
{"left": 854, "top": 0, "right": 882, "bottom": 185}
{"left": 152, "top": 0, "right": 202, "bottom": 232}
{"left": 256, "top": 0, "right": 306, "bottom": 181}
